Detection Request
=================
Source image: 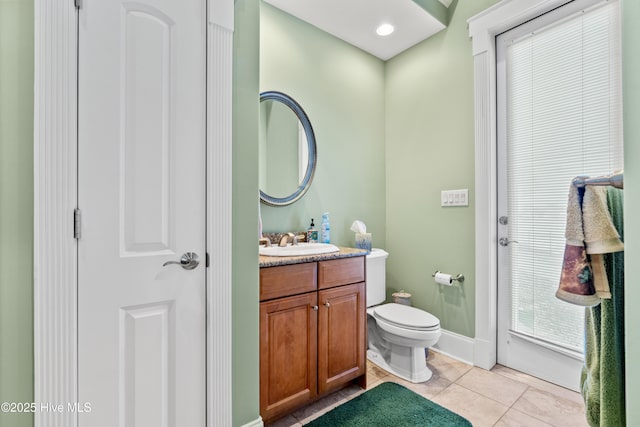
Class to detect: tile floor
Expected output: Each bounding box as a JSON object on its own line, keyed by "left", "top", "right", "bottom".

{"left": 266, "top": 351, "right": 589, "bottom": 427}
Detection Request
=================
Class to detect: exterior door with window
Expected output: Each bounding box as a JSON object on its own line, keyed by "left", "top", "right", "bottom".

{"left": 496, "top": 0, "right": 622, "bottom": 390}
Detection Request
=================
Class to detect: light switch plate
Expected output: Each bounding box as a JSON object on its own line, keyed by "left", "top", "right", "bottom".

{"left": 441, "top": 189, "right": 469, "bottom": 207}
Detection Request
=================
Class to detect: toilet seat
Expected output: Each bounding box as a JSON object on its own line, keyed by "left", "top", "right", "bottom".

{"left": 372, "top": 303, "right": 440, "bottom": 331}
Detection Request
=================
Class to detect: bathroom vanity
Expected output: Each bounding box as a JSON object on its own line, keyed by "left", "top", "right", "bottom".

{"left": 259, "top": 248, "right": 368, "bottom": 422}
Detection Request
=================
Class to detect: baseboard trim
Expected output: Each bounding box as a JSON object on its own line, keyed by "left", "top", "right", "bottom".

{"left": 241, "top": 417, "right": 264, "bottom": 427}
{"left": 432, "top": 329, "right": 475, "bottom": 365}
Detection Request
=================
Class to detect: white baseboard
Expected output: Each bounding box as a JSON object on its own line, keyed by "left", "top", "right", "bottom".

{"left": 432, "top": 329, "right": 476, "bottom": 365}
{"left": 241, "top": 417, "right": 264, "bottom": 427}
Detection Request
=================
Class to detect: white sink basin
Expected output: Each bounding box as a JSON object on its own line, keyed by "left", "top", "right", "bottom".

{"left": 259, "top": 242, "right": 340, "bottom": 257}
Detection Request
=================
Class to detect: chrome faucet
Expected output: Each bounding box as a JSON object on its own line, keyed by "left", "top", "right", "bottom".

{"left": 278, "top": 232, "right": 298, "bottom": 247}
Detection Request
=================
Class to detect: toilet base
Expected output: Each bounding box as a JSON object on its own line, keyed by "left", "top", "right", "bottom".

{"left": 367, "top": 348, "right": 433, "bottom": 383}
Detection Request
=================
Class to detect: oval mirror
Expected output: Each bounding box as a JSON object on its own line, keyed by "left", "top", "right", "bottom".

{"left": 259, "top": 91, "right": 317, "bottom": 206}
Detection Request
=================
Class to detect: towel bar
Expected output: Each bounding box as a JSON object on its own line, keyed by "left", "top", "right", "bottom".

{"left": 573, "top": 170, "right": 623, "bottom": 189}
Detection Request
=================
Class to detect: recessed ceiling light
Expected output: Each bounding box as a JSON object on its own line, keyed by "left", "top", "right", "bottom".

{"left": 376, "top": 23, "right": 395, "bottom": 37}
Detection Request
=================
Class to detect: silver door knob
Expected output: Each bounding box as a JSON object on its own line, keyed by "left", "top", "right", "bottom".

{"left": 499, "top": 237, "right": 518, "bottom": 247}
{"left": 163, "top": 252, "right": 200, "bottom": 270}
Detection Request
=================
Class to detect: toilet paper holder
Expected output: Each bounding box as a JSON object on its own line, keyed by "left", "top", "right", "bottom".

{"left": 432, "top": 271, "right": 465, "bottom": 282}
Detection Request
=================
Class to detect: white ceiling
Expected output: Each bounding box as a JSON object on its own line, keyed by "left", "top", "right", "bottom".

{"left": 263, "top": 0, "right": 449, "bottom": 61}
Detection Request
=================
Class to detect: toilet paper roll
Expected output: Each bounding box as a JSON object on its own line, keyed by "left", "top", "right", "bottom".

{"left": 434, "top": 272, "right": 453, "bottom": 286}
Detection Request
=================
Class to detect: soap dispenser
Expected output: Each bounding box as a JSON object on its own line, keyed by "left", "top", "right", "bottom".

{"left": 307, "top": 219, "right": 318, "bottom": 243}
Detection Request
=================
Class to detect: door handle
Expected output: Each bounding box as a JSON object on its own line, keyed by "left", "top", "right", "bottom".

{"left": 163, "top": 252, "right": 200, "bottom": 270}
{"left": 499, "top": 237, "right": 518, "bottom": 247}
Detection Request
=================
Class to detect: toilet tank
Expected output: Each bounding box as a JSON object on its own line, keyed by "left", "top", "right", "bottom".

{"left": 366, "top": 249, "right": 389, "bottom": 307}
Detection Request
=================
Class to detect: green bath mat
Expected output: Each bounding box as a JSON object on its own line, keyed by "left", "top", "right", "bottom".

{"left": 304, "top": 382, "right": 472, "bottom": 427}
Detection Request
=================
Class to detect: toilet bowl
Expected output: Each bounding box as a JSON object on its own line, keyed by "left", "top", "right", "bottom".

{"left": 366, "top": 249, "right": 441, "bottom": 383}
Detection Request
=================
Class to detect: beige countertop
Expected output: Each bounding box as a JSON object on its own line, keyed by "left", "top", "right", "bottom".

{"left": 259, "top": 246, "right": 368, "bottom": 268}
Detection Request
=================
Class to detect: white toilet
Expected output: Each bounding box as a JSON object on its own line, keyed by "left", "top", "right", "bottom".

{"left": 366, "top": 249, "right": 441, "bottom": 383}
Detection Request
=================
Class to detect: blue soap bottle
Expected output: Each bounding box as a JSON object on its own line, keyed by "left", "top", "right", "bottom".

{"left": 321, "top": 213, "right": 330, "bottom": 244}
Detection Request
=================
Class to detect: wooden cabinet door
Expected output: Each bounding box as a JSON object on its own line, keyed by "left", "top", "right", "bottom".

{"left": 317, "top": 282, "right": 366, "bottom": 394}
{"left": 260, "top": 292, "right": 318, "bottom": 422}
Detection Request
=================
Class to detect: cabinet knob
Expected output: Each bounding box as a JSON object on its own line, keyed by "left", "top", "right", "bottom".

{"left": 312, "top": 305, "right": 318, "bottom": 311}
{"left": 323, "top": 301, "right": 331, "bottom": 308}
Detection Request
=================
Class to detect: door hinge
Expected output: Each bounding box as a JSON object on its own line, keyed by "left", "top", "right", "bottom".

{"left": 74, "top": 208, "right": 81, "bottom": 240}
{"left": 74, "top": 0, "right": 81, "bottom": 9}
{"left": 206, "top": 252, "right": 210, "bottom": 268}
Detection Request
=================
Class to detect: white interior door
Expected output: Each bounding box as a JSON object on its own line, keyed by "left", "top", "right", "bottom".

{"left": 78, "top": 0, "right": 206, "bottom": 425}
{"left": 496, "top": 0, "right": 622, "bottom": 391}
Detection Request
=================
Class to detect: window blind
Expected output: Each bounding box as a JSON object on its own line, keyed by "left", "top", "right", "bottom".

{"left": 506, "top": 0, "right": 622, "bottom": 352}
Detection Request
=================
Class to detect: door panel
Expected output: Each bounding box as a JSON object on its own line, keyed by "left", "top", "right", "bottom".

{"left": 260, "top": 293, "right": 318, "bottom": 421}
{"left": 121, "top": 302, "right": 176, "bottom": 426}
{"left": 78, "top": 0, "right": 206, "bottom": 425}
{"left": 318, "top": 282, "right": 366, "bottom": 394}
{"left": 120, "top": 3, "right": 174, "bottom": 255}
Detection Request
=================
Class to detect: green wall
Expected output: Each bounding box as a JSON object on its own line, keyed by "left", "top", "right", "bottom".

{"left": 384, "top": 0, "right": 497, "bottom": 338}
{"left": 0, "top": 0, "right": 34, "bottom": 426}
{"left": 259, "top": 2, "right": 387, "bottom": 249}
{"left": 232, "top": 0, "right": 261, "bottom": 425}
{"left": 622, "top": 0, "right": 640, "bottom": 424}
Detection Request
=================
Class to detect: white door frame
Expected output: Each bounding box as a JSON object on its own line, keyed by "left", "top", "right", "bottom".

{"left": 467, "top": 0, "right": 572, "bottom": 370}
{"left": 33, "top": 1, "right": 234, "bottom": 425}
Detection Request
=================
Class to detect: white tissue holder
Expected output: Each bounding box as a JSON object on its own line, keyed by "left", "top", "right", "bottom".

{"left": 432, "top": 271, "right": 464, "bottom": 283}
